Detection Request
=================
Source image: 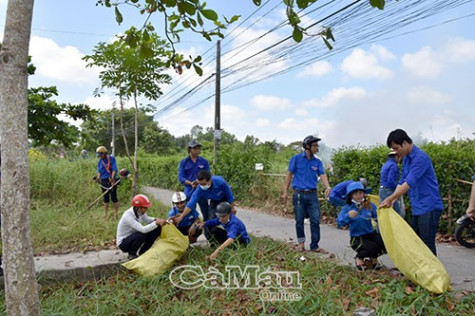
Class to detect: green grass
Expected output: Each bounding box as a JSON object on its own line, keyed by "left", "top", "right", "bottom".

{"left": 2, "top": 237, "right": 473, "bottom": 315}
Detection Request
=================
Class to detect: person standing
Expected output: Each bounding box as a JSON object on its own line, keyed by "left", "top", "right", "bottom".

{"left": 282, "top": 135, "right": 331, "bottom": 253}
{"left": 380, "top": 129, "right": 444, "bottom": 255}
{"left": 178, "top": 140, "right": 211, "bottom": 220}
{"left": 379, "top": 150, "right": 402, "bottom": 216}
{"left": 95, "top": 146, "right": 119, "bottom": 219}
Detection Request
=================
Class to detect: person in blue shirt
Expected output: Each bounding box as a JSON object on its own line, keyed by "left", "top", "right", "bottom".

{"left": 329, "top": 178, "right": 371, "bottom": 208}
{"left": 466, "top": 173, "right": 475, "bottom": 219}
{"left": 380, "top": 129, "right": 444, "bottom": 255}
{"left": 168, "top": 191, "right": 202, "bottom": 243}
{"left": 282, "top": 135, "right": 331, "bottom": 253}
{"left": 94, "top": 145, "right": 119, "bottom": 219}
{"left": 337, "top": 181, "right": 385, "bottom": 271}
{"left": 197, "top": 202, "right": 250, "bottom": 261}
{"left": 178, "top": 140, "right": 211, "bottom": 221}
{"left": 379, "top": 150, "right": 402, "bottom": 216}
{"left": 177, "top": 170, "right": 236, "bottom": 228}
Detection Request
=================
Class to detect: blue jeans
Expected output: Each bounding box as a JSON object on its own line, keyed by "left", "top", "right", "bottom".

{"left": 410, "top": 209, "right": 442, "bottom": 256}
{"left": 293, "top": 192, "right": 321, "bottom": 250}
{"left": 379, "top": 187, "right": 401, "bottom": 216}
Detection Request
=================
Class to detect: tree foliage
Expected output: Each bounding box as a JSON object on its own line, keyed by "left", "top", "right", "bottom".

{"left": 28, "top": 86, "right": 97, "bottom": 148}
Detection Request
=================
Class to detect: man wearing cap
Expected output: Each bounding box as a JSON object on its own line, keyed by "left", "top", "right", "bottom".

{"left": 197, "top": 202, "right": 250, "bottom": 261}
{"left": 116, "top": 194, "right": 167, "bottom": 260}
{"left": 379, "top": 150, "right": 402, "bottom": 216}
{"left": 168, "top": 191, "right": 202, "bottom": 243}
{"left": 178, "top": 139, "right": 211, "bottom": 221}
{"left": 95, "top": 145, "right": 119, "bottom": 219}
{"left": 380, "top": 129, "right": 444, "bottom": 255}
{"left": 282, "top": 135, "right": 331, "bottom": 253}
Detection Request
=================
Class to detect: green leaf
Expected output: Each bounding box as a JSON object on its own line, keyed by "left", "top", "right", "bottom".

{"left": 193, "top": 64, "right": 203, "bottom": 76}
{"left": 194, "top": 55, "right": 202, "bottom": 63}
{"left": 203, "top": 32, "right": 211, "bottom": 41}
{"left": 252, "top": 0, "right": 262, "bottom": 5}
{"left": 326, "top": 27, "right": 335, "bottom": 42}
{"left": 229, "top": 15, "right": 240, "bottom": 23}
{"left": 322, "top": 37, "right": 333, "bottom": 50}
{"left": 183, "top": 21, "right": 190, "bottom": 28}
{"left": 115, "top": 7, "right": 123, "bottom": 24}
{"left": 197, "top": 12, "right": 204, "bottom": 26}
{"left": 139, "top": 43, "right": 154, "bottom": 58}
{"left": 190, "top": 18, "right": 197, "bottom": 27}
{"left": 142, "top": 30, "right": 150, "bottom": 42}
{"left": 369, "top": 0, "right": 385, "bottom": 10}
{"left": 287, "top": 8, "right": 300, "bottom": 26}
{"left": 184, "top": 2, "right": 196, "bottom": 15}
{"left": 292, "top": 27, "right": 303, "bottom": 42}
{"left": 296, "top": 0, "right": 308, "bottom": 9}
{"left": 284, "top": 0, "right": 294, "bottom": 6}
{"left": 201, "top": 9, "right": 218, "bottom": 21}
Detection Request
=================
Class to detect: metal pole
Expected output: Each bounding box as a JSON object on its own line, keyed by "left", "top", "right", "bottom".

{"left": 214, "top": 40, "right": 221, "bottom": 165}
{"left": 111, "top": 107, "right": 115, "bottom": 156}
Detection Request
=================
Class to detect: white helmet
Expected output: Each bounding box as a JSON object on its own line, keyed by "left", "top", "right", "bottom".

{"left": 172, "top": 192, "right": 187, "bottom": 203}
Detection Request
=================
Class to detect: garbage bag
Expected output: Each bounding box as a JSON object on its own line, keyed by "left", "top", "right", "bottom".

{"left": 122, "top": 223, "right": 189, "bottom": 276}
{"left": 377, "top": 207, "right": 451, "bottom": 293}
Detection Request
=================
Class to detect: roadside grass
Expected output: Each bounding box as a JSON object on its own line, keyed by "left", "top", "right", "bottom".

{"left": 4, "top": 237, "right": 472, "bottom": 315}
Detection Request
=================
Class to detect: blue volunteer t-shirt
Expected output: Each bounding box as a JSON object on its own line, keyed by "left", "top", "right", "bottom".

{"left": 97, "top": 155, "right": 118, "bottom": 179}
{"left": 187, "top": 176, "right": 234, "bottom": 209}
{"left": 204, "top": 213, "right": 250, "bottom": 243}
{"left": 399, "top": 145, "right": 443, "bottom": 215}
{"left": 288, "top": 152, "right": 325, "bottom": 190}
{"left": 168, "top": 207, "right": 199, "bottom": 227}
{"left": 337, "top": 202, "right": 378, "bottom": 237}
{"left": 178, "top": 156, "right": 210, "bottom": 198}
{"left": 380, "top": 159, "right": 399, "bottom": 189}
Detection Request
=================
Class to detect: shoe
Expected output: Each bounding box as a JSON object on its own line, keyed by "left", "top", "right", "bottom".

{"left": 127, "top": 254, "right": 138, "bottom": 260}
{"left": 355, "top": 258, "right": 365, "bottom": 271}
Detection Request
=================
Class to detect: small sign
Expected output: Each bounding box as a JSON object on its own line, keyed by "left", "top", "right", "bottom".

{"left": 255, "top": 163, "right": 264, "bottom": 171}
{"left": 214, "top": 129, "right": 222, "bottom": 140}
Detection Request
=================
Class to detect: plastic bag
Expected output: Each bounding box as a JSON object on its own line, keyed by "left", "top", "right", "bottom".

{"left": 377, "top": 207, "right": 451, "bottom": 293}
{"left": 122, "top": 223, "right": 189, "bottom": 277}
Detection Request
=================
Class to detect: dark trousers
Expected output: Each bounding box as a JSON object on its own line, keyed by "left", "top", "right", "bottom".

{"left": 100, "top": 178, "right": 118, "bottom": 203}
{"left": 350, "top": 231, "right": 386, "bottom": 259}
{"left": 177, "top": 225, "right": 203, "bottom": 240}
{"left": 206, "top": 226, "right": 248, "bottom": 248}
{"left": 118, "top": 227, "right": 161, "bottom": 257}
{"left": 410, "top": 209, "right": 442, "bottom": 256}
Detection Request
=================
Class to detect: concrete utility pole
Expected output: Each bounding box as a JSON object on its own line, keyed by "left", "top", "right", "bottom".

{"left": 214, "top": 40, "right": 221, "bottom": 164}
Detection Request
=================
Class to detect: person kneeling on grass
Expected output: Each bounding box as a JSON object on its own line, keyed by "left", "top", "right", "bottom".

{"left": 168, "top": 191, "right": 202, "bottom": 243}
{"left": 337, "top": 181, "right": 386, "bottom": 271}
{"left": 197, "top": 202, "right": 250, "bottom": 261}
{"left": 116, "top": 194, "right": 167, "bottom": 260}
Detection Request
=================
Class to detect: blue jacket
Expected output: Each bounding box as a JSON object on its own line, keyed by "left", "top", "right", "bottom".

{"left": 380, "top": 159, "right": 399, "bottom": 189}
{"left": 97, "top": 155, "right": 118, "bottom": 180}
{"left": 337, "top": 202, "right": 377, "bottom": 237}
{"left": 178, "top": 156, "right": 210, "bottom": 198}
{"left": 399, "top": 145, "right": 443, "bottom": 215}
{"left": 168, "top": 207, "right": 199, "bottom": 227}
{"left": 288, "top": 152, "right": 325, "bottom": 190}
{"left": 204, "top": 214, "right": 250, "bottom": 243}
{"left": 329, "top": 180, "right": 353, "bottom": 201}
{"left": 187, "top": 176, "right": 234, "bottom": 209}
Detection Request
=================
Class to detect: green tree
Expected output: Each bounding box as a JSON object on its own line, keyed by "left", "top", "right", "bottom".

{"left": 28, "top": 86, "right": 96, "bottom": 148}
{"left": 84, "top": 31, "right": 173, "bottom": 194}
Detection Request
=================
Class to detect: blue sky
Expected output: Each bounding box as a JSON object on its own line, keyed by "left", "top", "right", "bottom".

{"left": 1, "top": 0, "right": 474, "bottom": 148}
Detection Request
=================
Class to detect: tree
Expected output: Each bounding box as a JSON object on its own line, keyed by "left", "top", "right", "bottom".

{"left": 28, "top": 86, "right": 97, "bottom": 148}
{"left": 84, "top": 31, "right": 173, "bottom": 195}
{"left": 0, "top": 0, "right": 41, "bottom": 314}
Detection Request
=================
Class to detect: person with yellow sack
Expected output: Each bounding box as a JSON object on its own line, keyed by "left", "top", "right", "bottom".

{"left": 168, "top": 191, "right": 203, "bottom": 243}
{"left": 337, "top": 181, "right": 386, "bottom": 271}
{"left": 116, "top": 194, "right": 167, "bottom": 260}
{"left": 380, "top": 129, "right": 444, "bottom": 256}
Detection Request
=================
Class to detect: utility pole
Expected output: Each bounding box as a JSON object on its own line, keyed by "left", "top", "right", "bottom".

{"left": 111, "top": 106, "right": 115, "bottom": 156}
{"left": 214, "top": 40, "right": 221, "bottom": 165}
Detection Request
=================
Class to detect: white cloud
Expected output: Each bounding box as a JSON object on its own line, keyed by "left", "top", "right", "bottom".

{"left": 303, "top": 87, "right": 366, "bottom": 108}
{"left": 294, "top": 108, "right": 309, "bottom": 116}
{"left": 29, "top": 36, "right": 100, "bottom": 84}
{"left": 402, "top": 46, "right": 442, "bottom": 78}
{"left": 297, "top": 60, "right": 333, "bottom": 78}
{"left": 340, "top": 48, "right": 394, "bottom": 79}
{"left": 406, "top": 86, "right": 452, "bottom": 105}
{"left": 255, "top": 118, "right": 270, "bottom": 127}
{"left": 370, "top": 44, "right": 397, "bottom": 62}
{"left": 446, "top": 37, "right": 475, "bottom": 63}
{"left": 251, "top": 95, "right": 291, "bottom": 111}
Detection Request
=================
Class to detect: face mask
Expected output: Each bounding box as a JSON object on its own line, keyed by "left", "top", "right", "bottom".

{"left": 351, "top": 196, "right": 366, "bottom": 206}
{"left": 200, "top": 184, "right": 210, "bottom": 190}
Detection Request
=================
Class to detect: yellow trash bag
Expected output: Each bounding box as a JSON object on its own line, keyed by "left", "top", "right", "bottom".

{"left": 122, "top": 223, "right": 189, "bottom": 277}
{"left": 377, "top": 207, "right": 451, "bottom": 294}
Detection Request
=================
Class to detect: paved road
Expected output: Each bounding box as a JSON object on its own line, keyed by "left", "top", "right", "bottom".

{"left": 143, "top": 186, "right": 475, "bottom": 291}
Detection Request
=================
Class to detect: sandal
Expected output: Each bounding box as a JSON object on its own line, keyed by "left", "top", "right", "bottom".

{"left": 312, "top": 248, "right": 329, "bottom": 254}
{"left": 355, "top": 257, "right": 365, "bottom": 271}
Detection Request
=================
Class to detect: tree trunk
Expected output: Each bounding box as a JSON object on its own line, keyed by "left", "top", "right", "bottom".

{"left": 0, "top": 0, "right": 41, "bottom": 315}
{"left": 118, "top": 94, "right": 135, "bottom": 198}
{"left": 132, "top": 88, "right": 139, "bottom": 196}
